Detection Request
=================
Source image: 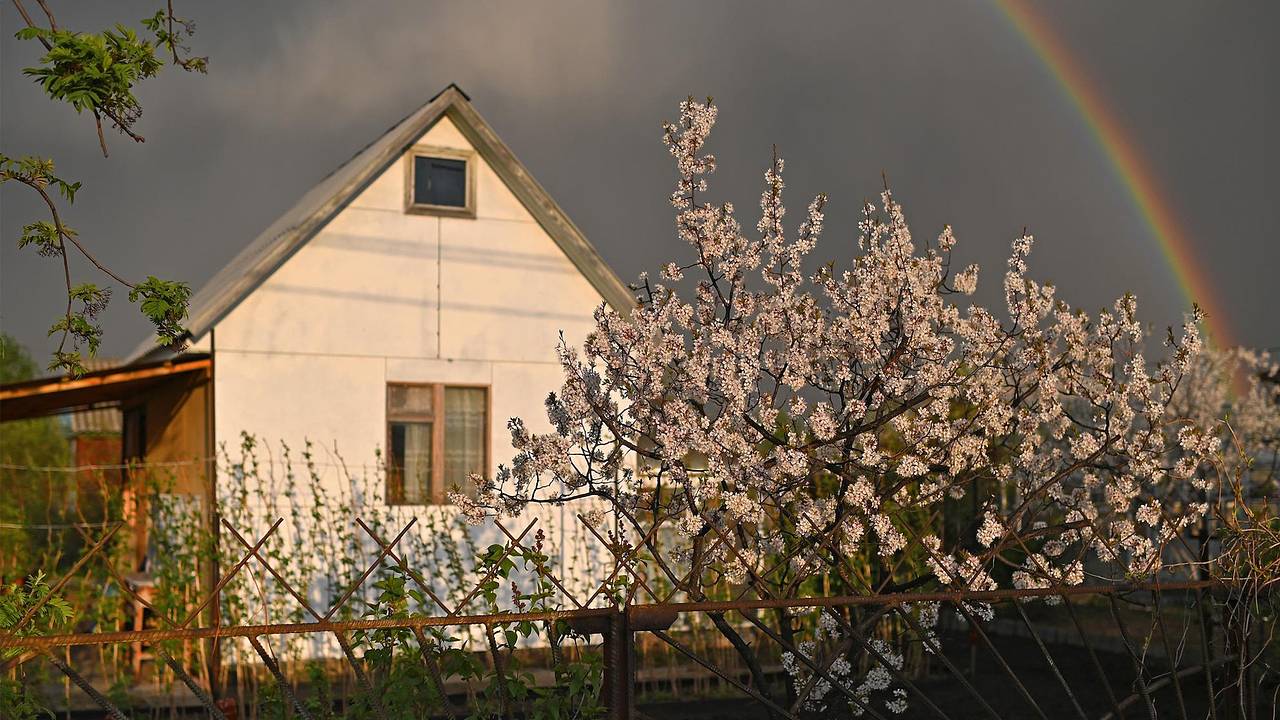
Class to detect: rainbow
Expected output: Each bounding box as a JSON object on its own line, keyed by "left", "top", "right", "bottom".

{"left": 994, "top": 0, "right": 1233, "bottom": 350}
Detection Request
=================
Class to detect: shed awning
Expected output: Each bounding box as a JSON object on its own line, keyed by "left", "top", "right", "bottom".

{"left": 0, "top": 355, "right": 210, "bottom": 421}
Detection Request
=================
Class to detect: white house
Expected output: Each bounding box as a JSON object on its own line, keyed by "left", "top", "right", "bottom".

{"left": 1, "top": 85, "right": 631, "bottom": 599}
{"left": 150, "top": 82, "right": 628, "bottom": 499}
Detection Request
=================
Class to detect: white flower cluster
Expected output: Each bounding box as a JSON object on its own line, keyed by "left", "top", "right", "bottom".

{"left": 780, "top": 611, "right": 911, "bottom": 716}
{"left": 465, "top": 97, "right": 1245, "bottom": 602}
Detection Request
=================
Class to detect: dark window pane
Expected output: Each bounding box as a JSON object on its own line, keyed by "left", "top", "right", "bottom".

{"left": 412, "top": 156, "right": 432, "bottom": 205}
{"left": 413, "top": 156, "right": 467, "bottom": 208}
{"left": 389, "top": 420, "right": 432, "bottom": 503}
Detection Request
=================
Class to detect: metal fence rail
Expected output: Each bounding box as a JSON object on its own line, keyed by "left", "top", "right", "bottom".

{"left": 2, "top": 513, "right": 1275, "bottom": 719}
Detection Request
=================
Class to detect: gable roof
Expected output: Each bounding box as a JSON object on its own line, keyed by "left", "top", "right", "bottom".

{"left": 131, "top": 84, "right": 631, "bottom": 363}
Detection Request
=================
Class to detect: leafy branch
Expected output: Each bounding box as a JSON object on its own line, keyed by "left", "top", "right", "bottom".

{"left": 4, "top": 1, "right": 204, "bottom": 374}
{"left": 11, "top": 0, "right": 207, "bottom": 157}
{"left": 2, "top": 155, "right": 191, "bottom": 376}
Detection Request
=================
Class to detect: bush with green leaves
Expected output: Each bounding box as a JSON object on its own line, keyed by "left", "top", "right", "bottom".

{"left": 1, "top": 572, "right": 76, "bottom": 720}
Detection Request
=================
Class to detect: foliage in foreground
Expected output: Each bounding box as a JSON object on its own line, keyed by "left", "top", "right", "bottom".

{"left": 1, "top": 436, "right": 608, "bottom": 720}
{"left": 457, "top": 97, "right": 1280, "bottom": 715}
{"left": 5, "top": 2, "right": 204, "bottom": 374}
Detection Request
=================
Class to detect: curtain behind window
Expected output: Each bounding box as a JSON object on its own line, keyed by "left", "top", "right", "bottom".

{"left": 444, "top": 388, "right": 486, "bottom": 497}
{"left": 390, "top": 421, "right": 432, "bottom": 503}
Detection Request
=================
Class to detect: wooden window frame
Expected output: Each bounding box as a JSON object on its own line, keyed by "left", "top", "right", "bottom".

{"left": 386, "top": 382, "right": 490, "bottom": 505}
{"left": 404, "top": 145, "right": 476, "bottom": 218}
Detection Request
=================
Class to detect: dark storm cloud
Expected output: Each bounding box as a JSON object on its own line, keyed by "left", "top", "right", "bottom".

{"left": 2, "top": 1, "right": 1276, "bottom": 360}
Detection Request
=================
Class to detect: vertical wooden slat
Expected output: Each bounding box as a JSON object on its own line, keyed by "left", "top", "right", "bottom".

{"left": 432, "top": 384, "right": 445, "bottom": 503}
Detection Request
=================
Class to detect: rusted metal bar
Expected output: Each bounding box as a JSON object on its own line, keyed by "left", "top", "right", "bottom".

{"left": 800, "top": 529, "right": 993, "bottom": 719}
{"left": 1152, "top": 589, "right": 1191, "bottom": 720}
{"left": 450, "top": 518, "right": 537, "bottom": 615}
{"left": 335, "top": 629, "right": 390, "bottom": 720}
{"left": 649, "top": 629, "right": 801, "bottom": 720}
{"left": 1195, "top": 586, "right": 1220, "bottom": 720}
{"left": 220, "top": 518, "right": 325, "bottom": 621}
{"left": 2, "top": 606, "right": 618, "bottom": 651}
{"left": 2, "top": 578, "right": 1226, "bottom": 655}
{"left": 247, "top": 635, "right": 315, "bottom": 720}
{"left": 1100, "top": 656, "right": 1238, "bottom": 720}
{"left": 410, "top": 625, "right": 463, "bottom": 719}
{"left": 634, "top": 580, "right": 1216, "bottom": 614}
{"left": 1060, "top": 592, "right": 1126, "bottom": 720}
{"left": 323, "top": 517, "right": 417, "bottom": 621}
{"left": 628, "top": 605, "right": 677, "bottom": 632}
{"left": 1010, "top": 598, "right": 1088, "bottom": 720}
{"left": 2, "top": 522, "right": 122, "bottom": 639}
{"left": 734, "top": 609, "right": 895, "bottom": 720}
{"left": 1107, "top": 594, "right": 1158, "bottom": 720}
{"left": 358, "top": 517, "right": 455, "bottom": 614}
{"left": 484, "top": 623, "right": 516, "bottom": 720}
{"left": 834, "top": 608, "right": 956, "bottom": 720}
{"left": 787, "top": 630, "right": 856, "bottom": 715}
{"left": 953, "top": 603, "right": 1050, "bottom": 720}
{"left": 156, "top": 647, "right": 228, "bottom": 720}
{"left": 623, "top": 515, "right": 672, "bottom": 607}
{"left": 892, "top": 604, "right": 1005, "bottom": 720}
{"left": 72, "top": 522, "right": 181, "bottom": 632}
{"left": 602, "top": 609, "right": 630, "bottom": 720}
{"left": 181, "top": 517, "right": 283, "bottom": 628}
{"left": 569, "top": 603, "right": 675, "bottom": 720}
{"left": 44, "top": 650, "right": 129, "bottom": 720}
{"left": 578, "top": 513, "right": 665, "bottom": 607}
{"left": 494, "top": 518, "right": 586, "bottom": 609}
{"left": 656, "top": 531, "right": 725, "bottom": 605}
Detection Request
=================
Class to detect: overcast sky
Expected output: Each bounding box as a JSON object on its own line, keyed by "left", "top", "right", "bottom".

{"left": 2, "top": 1, "right": 1276, "bottom": 364}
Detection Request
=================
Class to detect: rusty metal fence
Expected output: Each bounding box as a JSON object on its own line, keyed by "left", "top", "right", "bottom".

{"left": 2, "top": 512, "right": 1275, "bottom": 719}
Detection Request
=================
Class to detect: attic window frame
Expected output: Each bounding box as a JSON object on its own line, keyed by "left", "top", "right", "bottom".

{"left": 404, "top": 145, "right": 476, "bottom": 218}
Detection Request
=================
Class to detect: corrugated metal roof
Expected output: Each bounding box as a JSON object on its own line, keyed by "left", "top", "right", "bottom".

{"left": 66, "top": 359, "right": 122, "bottom": 434}
{"left": 128, "top": 84, "right": 633, "bottom": 364}
{"left": 68, "top": 406, "right": 121, "bottom": 435}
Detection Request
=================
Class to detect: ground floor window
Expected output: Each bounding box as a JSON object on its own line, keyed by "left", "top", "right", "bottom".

{"left": 386, "top": 383, "right": 488, "bottom": 504}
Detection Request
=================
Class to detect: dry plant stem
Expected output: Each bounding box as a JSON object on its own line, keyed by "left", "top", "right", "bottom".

{"left": 1153, "top": 589, "right": 1192, "bottom": 720}
{"left": 1107, "top": 593, "right": 1159, "bottom": 720}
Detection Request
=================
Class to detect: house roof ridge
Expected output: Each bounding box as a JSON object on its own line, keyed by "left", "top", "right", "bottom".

{"left": 127, "top": 84, "right": 630, "bottom": 365}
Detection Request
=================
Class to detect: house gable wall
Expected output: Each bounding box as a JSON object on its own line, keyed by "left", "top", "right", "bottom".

{"left": 209, "top": 115, "right": 605, "bottom": 486}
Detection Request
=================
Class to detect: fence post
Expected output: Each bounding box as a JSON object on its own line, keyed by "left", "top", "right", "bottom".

{"left": 601, "top": 608, "right": 632, "bottom": 719}
{"left": 570, "top": 606, "right": 679, "bottom": 719}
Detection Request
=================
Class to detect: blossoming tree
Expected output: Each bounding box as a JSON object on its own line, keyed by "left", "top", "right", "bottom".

{"left": 455, "top": 98, "right": 1265, "bottom": 714}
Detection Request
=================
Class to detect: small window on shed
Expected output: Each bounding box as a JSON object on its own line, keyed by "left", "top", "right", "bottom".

{"left": 406, "top": 147, "right": 474, "bottom": 217}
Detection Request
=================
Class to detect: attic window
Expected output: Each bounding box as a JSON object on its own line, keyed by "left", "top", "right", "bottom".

{"left": 405, "top": 146, "right": 475, "bottom": 217}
